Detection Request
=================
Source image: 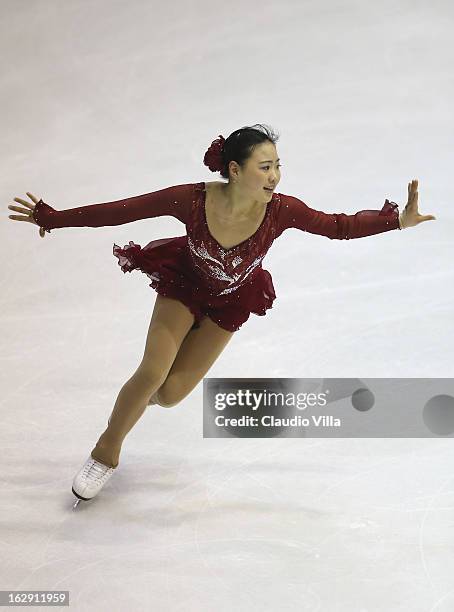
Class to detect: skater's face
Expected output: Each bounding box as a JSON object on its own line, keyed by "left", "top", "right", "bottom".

{"left": 232, "top": 142, "right": 281, "bottom": 200}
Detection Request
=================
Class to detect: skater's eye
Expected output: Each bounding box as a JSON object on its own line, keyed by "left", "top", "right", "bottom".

{"left": 262, "top": 165, "right": 282, "bottom": 170}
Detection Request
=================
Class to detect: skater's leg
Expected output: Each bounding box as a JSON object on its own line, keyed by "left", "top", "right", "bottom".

{"left": 152, "top": 315, "right": 235, "bottom": 408}
{"left": 90, "top": 295, "right": 195, "bottom": 467}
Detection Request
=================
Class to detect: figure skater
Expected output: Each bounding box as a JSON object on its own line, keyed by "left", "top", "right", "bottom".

{"left": 8, "top": 124, "right": 435, "bottom": 507}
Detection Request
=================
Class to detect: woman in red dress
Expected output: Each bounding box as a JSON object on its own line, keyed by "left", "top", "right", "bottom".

{"left": 8, "top": 124, "right": 435, "bottom": 506}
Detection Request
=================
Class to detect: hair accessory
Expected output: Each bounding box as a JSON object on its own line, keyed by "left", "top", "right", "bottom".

{"left": 203, "top": 134, "right": 226, "bottom": 173}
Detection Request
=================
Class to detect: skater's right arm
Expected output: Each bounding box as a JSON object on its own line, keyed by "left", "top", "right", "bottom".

{"left": 10, "top": 183, "right": 196, "bottom": 232}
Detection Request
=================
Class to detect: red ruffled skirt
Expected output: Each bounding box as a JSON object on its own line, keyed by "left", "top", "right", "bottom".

{"left": 112, "top": 235, "right": 276, "bottom": 332}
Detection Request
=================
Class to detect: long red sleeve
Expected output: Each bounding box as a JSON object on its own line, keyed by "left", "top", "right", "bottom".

{"left": 32, "top": 183, "right": 195, "bottom": 231}
{"left": 275, "top": 193, "right": 401, "bottom": 240}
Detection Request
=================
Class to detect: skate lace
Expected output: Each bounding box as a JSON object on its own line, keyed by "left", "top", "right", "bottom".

{"left": 83, "top": 459, "right": 114, "bottom": 483}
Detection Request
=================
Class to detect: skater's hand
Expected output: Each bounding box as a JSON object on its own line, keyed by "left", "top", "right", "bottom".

{"left": 399, "top": 179, "right": 436, "bottom": 229}
{"left": 8, "top": 192, "right": 48, "bottom": 238}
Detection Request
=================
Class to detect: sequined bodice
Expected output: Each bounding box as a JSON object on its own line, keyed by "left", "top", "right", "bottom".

{"left": 187, "top": 182, "right": 278, "bottom": 296}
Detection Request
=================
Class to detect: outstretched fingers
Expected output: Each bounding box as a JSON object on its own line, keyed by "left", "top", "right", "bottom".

{"left": 405, "top": 179, "right": 436, "bottom": 225}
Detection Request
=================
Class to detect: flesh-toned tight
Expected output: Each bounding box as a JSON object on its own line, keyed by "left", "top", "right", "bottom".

{"left": 90, "top": 295, "right": 235, "bottom": 468}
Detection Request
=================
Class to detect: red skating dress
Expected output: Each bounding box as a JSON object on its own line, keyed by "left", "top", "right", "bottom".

{"left": 32, "top": 181, "right": 401, "bottom": 332}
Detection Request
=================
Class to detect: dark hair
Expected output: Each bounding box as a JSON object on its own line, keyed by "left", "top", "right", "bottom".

{"left": 220, "top": 123, "right": 280, "bottom": 180}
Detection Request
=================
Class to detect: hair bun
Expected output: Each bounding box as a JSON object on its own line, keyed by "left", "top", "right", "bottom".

{"left": 203, "top": 134, "right": 225, "bottom": 173}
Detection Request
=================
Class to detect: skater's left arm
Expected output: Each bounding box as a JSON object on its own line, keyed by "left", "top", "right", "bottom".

{"left": 275, "top": 179, "right": 435, "bottom": 240}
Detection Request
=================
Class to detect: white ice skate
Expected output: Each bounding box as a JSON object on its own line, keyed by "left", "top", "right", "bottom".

{"left": 72, "top": 455, "right": 117, "bottom": 508}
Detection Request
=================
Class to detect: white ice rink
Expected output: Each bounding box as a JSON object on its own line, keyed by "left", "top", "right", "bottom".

{"left": 2, "top": 0, "right": 453, "bottom": 610}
